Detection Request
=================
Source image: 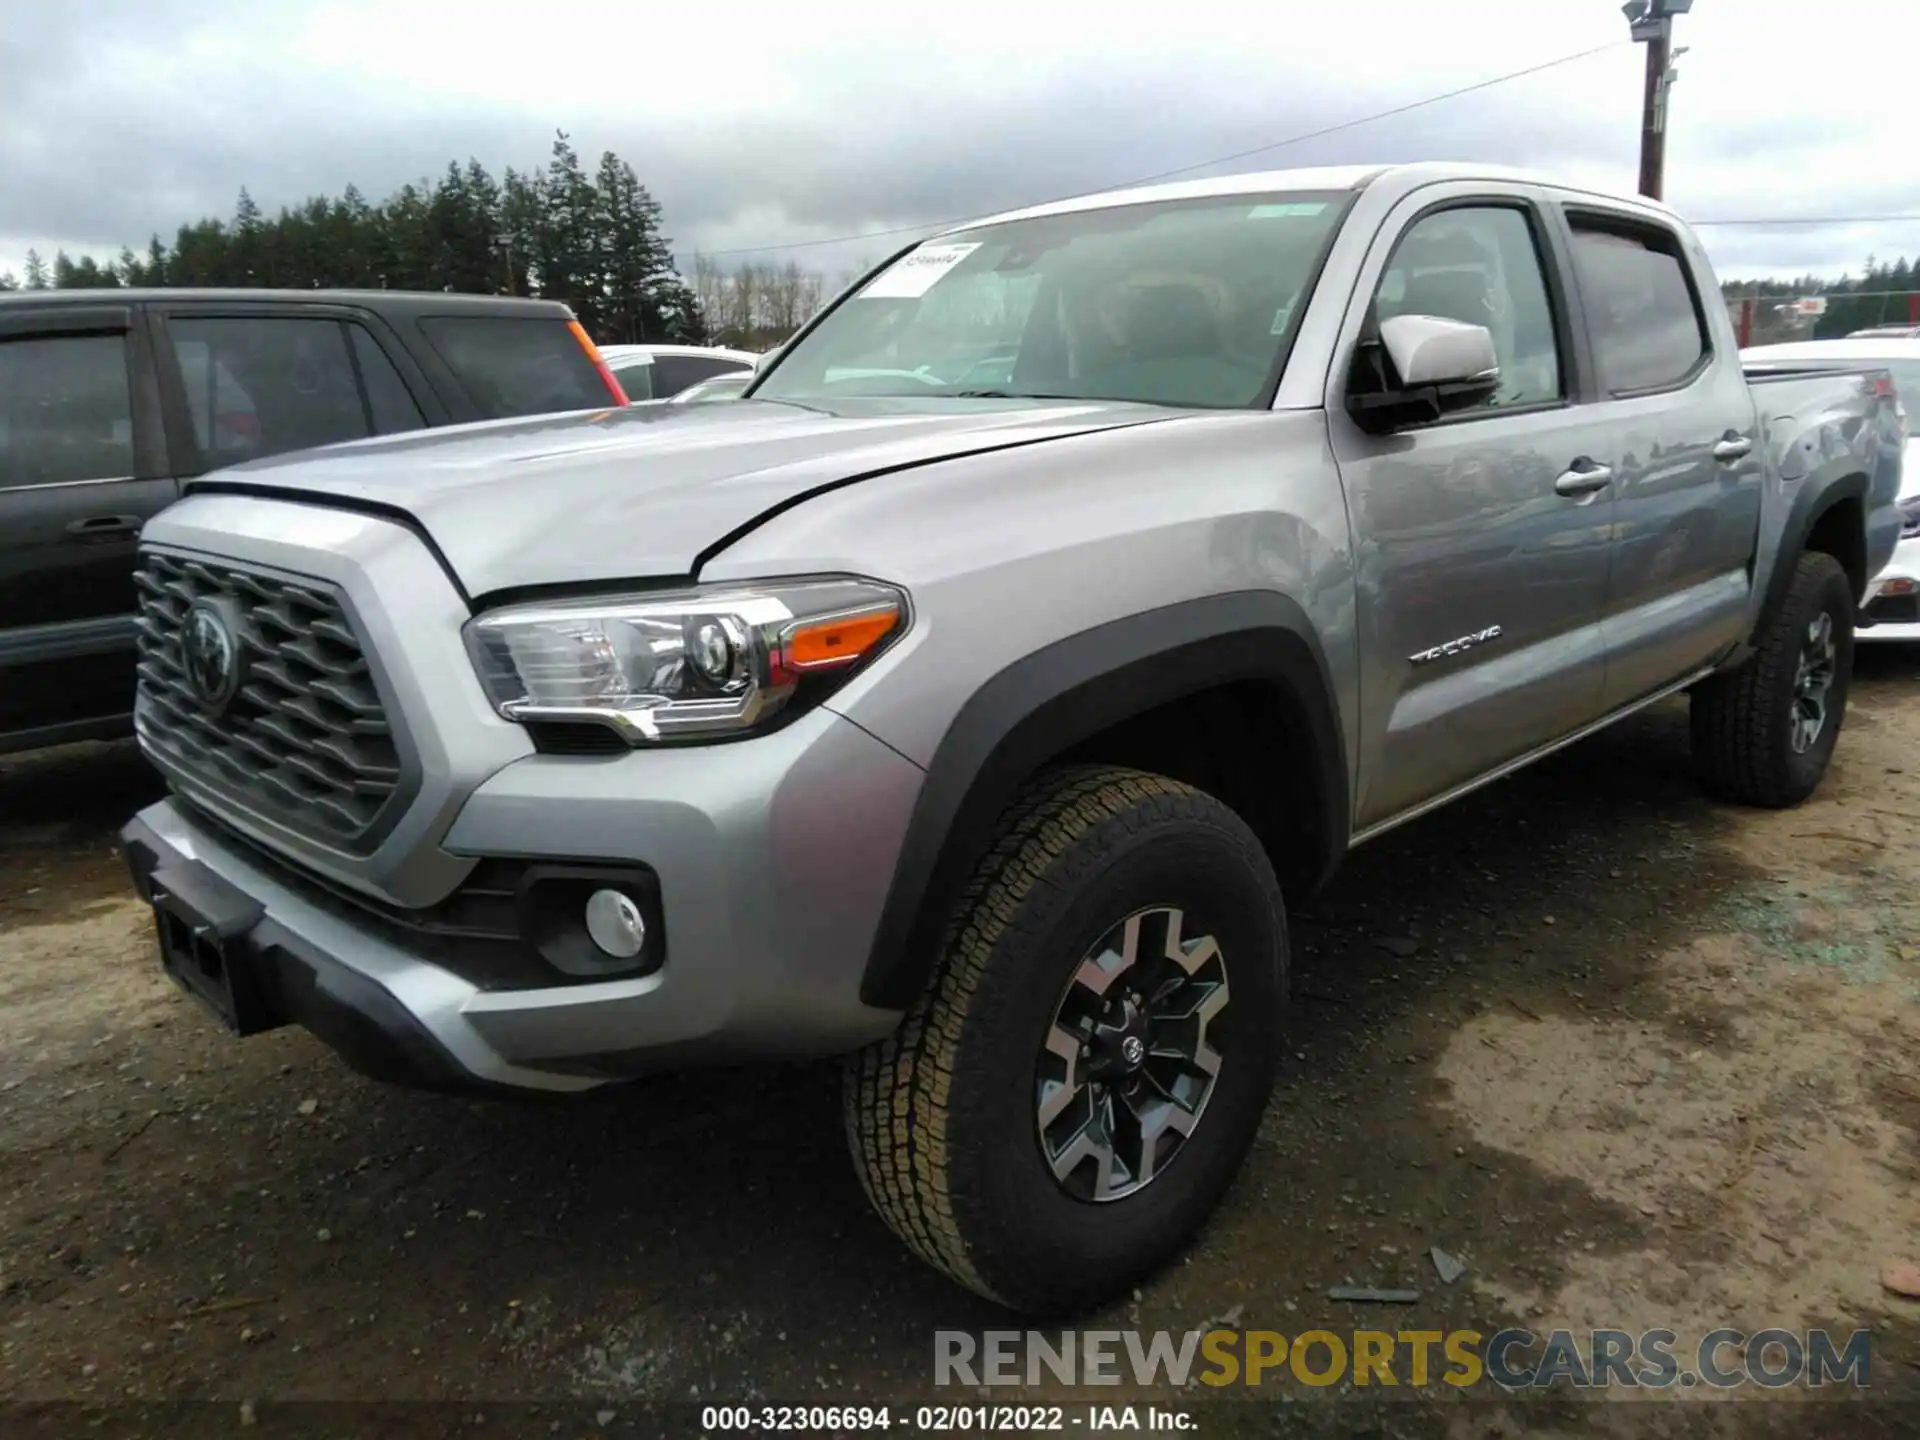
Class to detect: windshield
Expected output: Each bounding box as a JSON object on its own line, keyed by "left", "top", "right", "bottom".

{"left": 753, "top": 190, "right": 1349, "bottom": 409}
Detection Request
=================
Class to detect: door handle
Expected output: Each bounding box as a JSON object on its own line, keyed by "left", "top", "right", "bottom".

{"left": 66, "top": 514, "right": 143, "bottom": 538}
{"left": 1553, "top": 463, "right": 1613, "bottom": 498}
{"left": 1712, "top": 433, "right": 1753, "bottom": 463}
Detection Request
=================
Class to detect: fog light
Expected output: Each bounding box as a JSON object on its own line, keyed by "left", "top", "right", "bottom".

{"left": 1883, "top": 577, "right": 1916, "bottom": 597}
{"left": 584, "top": 888, "right": 647, "bottom": 959}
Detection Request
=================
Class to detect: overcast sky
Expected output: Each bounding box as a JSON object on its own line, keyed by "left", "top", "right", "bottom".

{"left": 4, "top": 0, "right": 1916, "bottom": 288}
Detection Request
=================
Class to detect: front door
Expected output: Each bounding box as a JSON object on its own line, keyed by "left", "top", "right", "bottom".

{"left": 1325, "top": 187, "right": 1621, "bottom": 831}
{"left": 0, "top": 306, "right": 175, "bottom": 750}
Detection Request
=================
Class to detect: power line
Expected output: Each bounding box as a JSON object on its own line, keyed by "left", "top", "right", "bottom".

{"left": 697, "top": 41, "right": 1628, "bottom": 260}
{"left": 1691, "top": 215, "right": 1920, "bottom": 227}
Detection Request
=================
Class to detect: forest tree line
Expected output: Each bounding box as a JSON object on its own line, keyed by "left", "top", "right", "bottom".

{"left": 0, "top": 133, "right": 714, "bottom": 346}
{"left": 1717, "top": 255, "right": 1920, "bottom": 343}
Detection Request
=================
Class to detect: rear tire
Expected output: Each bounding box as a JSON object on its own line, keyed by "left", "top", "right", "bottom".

{"left": 1690, "top": 550, "right": 1854, "bottom": 808}
{"left": 844, "top": 765, "right": 1287, "bottom": 1316}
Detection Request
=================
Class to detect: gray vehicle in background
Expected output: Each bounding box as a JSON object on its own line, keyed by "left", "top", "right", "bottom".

{"left": 0, "top": 289, "right": 626, "bottom": 757}
{"left": 118, "top": 162, "right": 1902, "bottom": 1315}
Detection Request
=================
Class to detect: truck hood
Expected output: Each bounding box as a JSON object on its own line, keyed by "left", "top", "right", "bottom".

{"left": 194, "top": 397, "right": 1171, "bottom": 599}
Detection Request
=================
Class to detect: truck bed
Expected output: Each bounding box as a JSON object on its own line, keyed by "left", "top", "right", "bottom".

{"left": 1738, "top": 361, "right": 1904, "bottom": 625}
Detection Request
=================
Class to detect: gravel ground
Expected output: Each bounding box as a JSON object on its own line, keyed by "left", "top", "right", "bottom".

{"left": 3, "top": 652, "right": 1919, "bottom": 1439}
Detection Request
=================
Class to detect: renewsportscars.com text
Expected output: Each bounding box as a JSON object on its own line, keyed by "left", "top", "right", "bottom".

{"left": 935, "top": 1327, "right": 1872, "bottom": 1390}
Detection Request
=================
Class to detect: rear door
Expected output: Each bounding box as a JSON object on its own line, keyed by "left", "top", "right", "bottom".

{"left": 148, "top": 304, "right": 435, "bottom": 478}
{"left": 0, "top": 305, "right": 174, "bottom": 748}
{"left": 1550, "top": 203, "right": 1763, "bottom": 705}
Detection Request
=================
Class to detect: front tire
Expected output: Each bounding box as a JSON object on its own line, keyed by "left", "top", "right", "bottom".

{"left": 1690, "top": 550, "right": 1855, "bottom": 808}
{"left": 844, "top": 766, "right": 1287, "bottom": 1315}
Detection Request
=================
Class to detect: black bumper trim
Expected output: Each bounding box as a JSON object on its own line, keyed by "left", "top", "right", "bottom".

{"left": 119, "top": 815, "right": 545, "bottom": 1101}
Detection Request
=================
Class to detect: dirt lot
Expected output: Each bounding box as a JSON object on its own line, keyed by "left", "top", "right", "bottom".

{"left": 3, "top": 652, "right": 1919, "bottom": 1438}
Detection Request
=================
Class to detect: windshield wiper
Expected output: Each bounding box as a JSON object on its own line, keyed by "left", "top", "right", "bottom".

{"left": 951, "top": 389, "right": 1086, "bottom": 400}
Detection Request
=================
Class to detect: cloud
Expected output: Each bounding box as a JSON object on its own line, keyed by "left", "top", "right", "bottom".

{"left": 3, "top": 0, "right": 1916, "bottom": 285}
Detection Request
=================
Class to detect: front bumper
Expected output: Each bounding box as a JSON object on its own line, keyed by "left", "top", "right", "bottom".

{"left": 119, "top": 704, "right": 926, "bottom": 1096}
{"left": 1860, "top": 534, "right": 1920, "bottom": 642}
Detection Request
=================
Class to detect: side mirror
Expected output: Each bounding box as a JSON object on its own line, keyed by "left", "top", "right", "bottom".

{"left": 1348, "top": 314, "right": 1501, "bottom": 433}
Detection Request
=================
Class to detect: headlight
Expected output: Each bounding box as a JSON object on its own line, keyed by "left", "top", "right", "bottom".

{"left": 465, "top": 577, "right": 907, "bottom": 744}
{"left": 1901, "top": 495, "right": 1920, "bottom": 540}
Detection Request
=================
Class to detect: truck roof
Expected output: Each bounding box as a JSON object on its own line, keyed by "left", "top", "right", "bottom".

{"left": 939, "top": 160, "right": 1685, "bottom": 237}
{"left": 0, "top": 287, "right": 577, "bottom": 317}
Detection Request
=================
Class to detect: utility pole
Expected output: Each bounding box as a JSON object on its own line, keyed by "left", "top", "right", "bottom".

{"left": 1621, "top": 0, "right": 1692, "bottom": 201}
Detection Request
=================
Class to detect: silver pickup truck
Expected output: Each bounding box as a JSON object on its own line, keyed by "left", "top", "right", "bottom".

{"left": 119, "top": 162, "right": 1904, "bottom": 1315}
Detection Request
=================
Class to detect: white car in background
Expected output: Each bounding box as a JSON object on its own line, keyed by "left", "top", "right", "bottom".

{"left": 1744, "top": 337, "right": 1920, "bottom": 642}
{"left": 599, "top": 343, "right": 758, "bottom": 401}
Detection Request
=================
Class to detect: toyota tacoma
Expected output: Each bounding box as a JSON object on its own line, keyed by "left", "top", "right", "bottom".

{"left": 119, "top": 163, "right": 1905, "bottom": 1315}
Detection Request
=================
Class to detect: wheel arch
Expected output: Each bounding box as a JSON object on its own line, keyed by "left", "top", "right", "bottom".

{"left": 1757, "top": 470, "right": 1870, "bottom": 636}
{"left": 856, "top": 591, "right": 1349, "bottom": 1011}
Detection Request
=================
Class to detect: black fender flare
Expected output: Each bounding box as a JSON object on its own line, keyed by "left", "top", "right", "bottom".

{"left": 856, "top": 591, "right": 1350, "bottom": 1010}
{"left": 1758, "top": 470, "right": 1869, "bottom": 630}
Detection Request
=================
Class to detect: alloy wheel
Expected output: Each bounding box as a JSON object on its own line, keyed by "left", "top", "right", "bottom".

{"left": 1034, "top": 906, "right": 1230, "bottom": 1202}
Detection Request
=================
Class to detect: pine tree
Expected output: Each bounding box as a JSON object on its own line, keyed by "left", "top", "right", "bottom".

{"left": 334, "top": 185, "right": 376, "bottom": 286}
{"left": 537, "top": 131, "right": 600, "bottom": 328}
{"left": 595, "top": 151, "right": 659, "bottom": 343}
{"left": 462, "top": 160, "right": 503, "bottom": 292}
{"left": 23, "top": 249, "right": 49, "bottom": 289}
{"left": 499, "top": 167, "right": 543, "bottom": 296}
{"left": 429, "top": 160, "right": 501, "bottom": 293}
{"left": 232, "top": 188, "right": 264, "bottom": 285}
{"left": 374, "top": 181, "right": 435, "bottom": 290}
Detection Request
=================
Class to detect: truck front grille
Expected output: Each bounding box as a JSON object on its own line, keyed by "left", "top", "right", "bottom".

{"left": 133, "top": 551, "right": 409, "bottom": 853}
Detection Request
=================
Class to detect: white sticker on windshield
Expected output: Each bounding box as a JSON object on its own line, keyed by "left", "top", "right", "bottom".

{"left": 859, "top": 242, "right": 983, "bottom": 299}
{"left": 1248, "top": 202, "right": 1328, "bottom": 219}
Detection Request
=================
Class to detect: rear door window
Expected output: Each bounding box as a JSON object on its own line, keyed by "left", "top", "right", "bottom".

{"left": 167, "top": 317, "right": 376, "bottom": 467}
{"left": 1566, "top": 217, "right": 1710, "bottom": 394}
{"left": 418, "top": 317, "right": 611, "bottom": 418}
{"left": 0, "top": 333, "right": 136, "bottom": 487}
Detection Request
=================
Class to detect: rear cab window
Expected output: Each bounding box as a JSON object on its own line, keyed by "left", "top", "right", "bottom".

{"left": 1565, "top": 213, "right": 1711, "bottom": 394}
{"left": 0, "top": 333, "right": 135, "bottom": 487}
{"left": 418, "top": 317, "right": 616, "bottom": 418}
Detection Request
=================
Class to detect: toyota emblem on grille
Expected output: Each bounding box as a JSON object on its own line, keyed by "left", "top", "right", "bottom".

{"left": 182, "top": 601, "right": 244, "bottom": 711}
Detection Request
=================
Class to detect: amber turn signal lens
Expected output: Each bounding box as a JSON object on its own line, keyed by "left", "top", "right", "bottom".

{"left": 786, "top": 608, "right": 900, "bottom": 671}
